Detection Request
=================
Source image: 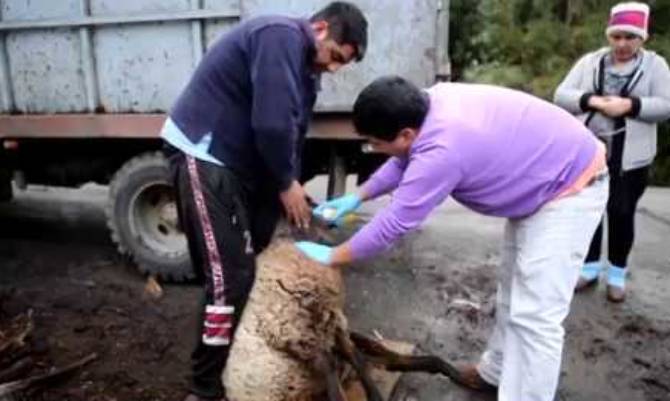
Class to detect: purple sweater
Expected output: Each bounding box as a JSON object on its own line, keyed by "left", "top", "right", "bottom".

{"left": 348, "top": 83, "right": 598, "bottom": 260}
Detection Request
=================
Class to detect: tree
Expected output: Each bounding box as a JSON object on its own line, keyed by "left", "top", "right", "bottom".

{"left": 449, "top": 0, "right": 670, "bottom": 185}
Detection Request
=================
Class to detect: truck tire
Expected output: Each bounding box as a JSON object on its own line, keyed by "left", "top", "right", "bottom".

{"left": 106, "top": 152, "right": 194, "bottom": 281}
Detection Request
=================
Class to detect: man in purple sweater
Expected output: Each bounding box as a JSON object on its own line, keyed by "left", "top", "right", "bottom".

{"left": 297, "top": 76, "right": 608, "bottom": 401}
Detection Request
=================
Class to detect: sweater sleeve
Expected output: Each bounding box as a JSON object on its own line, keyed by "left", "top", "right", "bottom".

{"left": 554, "top": 53, "right": 594, "bottom": 114}
{"left": 249, "top": 26, "right": 307, "bottom": 191}
{"left": 633, "top": 55, "right": 670, "bottom": 123}
{"left": 360, "top": 156, "right": 407, "bottom": 200}
{"left": 348, "top": 146, "right": 462, "bottom": 260}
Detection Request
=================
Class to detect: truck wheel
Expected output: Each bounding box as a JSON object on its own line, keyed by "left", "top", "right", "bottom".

{"left": 106, "top": 152, "right": 194, "bottom": 281}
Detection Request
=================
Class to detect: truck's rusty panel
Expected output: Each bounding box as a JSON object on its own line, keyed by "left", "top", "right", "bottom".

{"left": 92, "top": 0, "right": 223, "bottom": 113}
{"left": 0, "top": 0, "right": 444, "bottom": 114}
{"left": 0, "top": 114, "right": 164, "bottom": 138}
{"left": 0, "top": 114, "right": 360, "bottom": 140}
{"left": 2, "top": 0, "right": 89, "bottom": 113}
{"left": 241, "top": 0, "right": 440, "bottom": 111}
{"left": 93, "top": 22, "right": 196, "bottom": 113}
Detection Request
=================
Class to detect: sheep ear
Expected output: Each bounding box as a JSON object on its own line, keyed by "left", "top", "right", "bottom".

{"left": 294, "top": 276, "right": 319, "bottom": 294}
{"left": 276, "top": 275, "right": 317, "bottom": 297}
{"left": 321, "top": 309, "right": 343, "bottom": 328}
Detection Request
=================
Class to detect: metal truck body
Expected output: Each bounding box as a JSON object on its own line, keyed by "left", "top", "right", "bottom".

{"left": 0, "top": 0, "right": 449, "bottom": 280}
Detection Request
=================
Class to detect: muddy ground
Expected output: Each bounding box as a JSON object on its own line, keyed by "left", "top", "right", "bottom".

{"left": 0, "top": 180, "right": 669, "bottom": 401}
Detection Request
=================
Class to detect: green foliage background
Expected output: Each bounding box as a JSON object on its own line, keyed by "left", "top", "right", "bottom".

{"left": 449, "top": 0, "right": 670, "bottom": 185}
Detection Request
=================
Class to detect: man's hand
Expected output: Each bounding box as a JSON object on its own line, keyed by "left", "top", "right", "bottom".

{"left": 600, "top": 96, "right": 633, "bottom": 117}
{"left": 280, "top": 180, "right": 311, "bottom": 229}
{"left": 295, "top": 242, "right": 354, "bottom": 267}
{"left": 295, "top": 241, "right": 332, "bottom": 265}
{"left": 313, "top": 193, "right": 362, "bottom": 226}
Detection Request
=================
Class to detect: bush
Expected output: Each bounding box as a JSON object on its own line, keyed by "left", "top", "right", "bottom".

{"left": 450, "top": 0, "right": 670, "bottom": 186}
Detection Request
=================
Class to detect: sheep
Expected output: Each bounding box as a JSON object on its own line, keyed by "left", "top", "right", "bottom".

{"left": 222, "top": 238, "right": 461, "bottom": 401}
{"left": 222, "top": 240, "right": 345, "bottom": 401}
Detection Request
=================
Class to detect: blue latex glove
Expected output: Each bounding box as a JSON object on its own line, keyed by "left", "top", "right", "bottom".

{"left": 295, "top": 241, "right": 333, "bottom": 265}
{"left": 313, "top": 193, "right": 361, "bottom": 225}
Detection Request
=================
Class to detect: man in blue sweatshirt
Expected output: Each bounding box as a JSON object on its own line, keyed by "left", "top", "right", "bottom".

{"left": 160, "top": 3, "right": 368, "bottom": 400}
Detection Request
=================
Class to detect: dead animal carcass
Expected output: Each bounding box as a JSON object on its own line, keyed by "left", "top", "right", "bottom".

{"left": 223, "top": 241, "right": 460, "bottom": 401}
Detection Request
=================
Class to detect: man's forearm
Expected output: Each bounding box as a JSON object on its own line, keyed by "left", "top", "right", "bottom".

{"left": 330, "top": 242, "right": 354, "bottom": 267}
{"left": 356, "top": 187, "right": 371, "bottom": 202}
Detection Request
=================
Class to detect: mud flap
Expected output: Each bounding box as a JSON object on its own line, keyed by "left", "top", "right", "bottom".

{"left": 0, "top": 167, "right": 12, "bottom": 202}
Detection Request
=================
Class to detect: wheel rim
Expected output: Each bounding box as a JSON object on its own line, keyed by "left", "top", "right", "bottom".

{"left": 128, "top": 181, "right": 187, "bottom": 260}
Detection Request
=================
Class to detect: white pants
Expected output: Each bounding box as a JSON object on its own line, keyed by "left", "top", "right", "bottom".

{"left": 477, "top": 176, "right": 608, "bottom": 401}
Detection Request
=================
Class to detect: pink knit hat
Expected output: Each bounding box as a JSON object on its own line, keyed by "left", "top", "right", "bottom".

{"left": 606, "top": 2, "right": 650, "bottom": 40}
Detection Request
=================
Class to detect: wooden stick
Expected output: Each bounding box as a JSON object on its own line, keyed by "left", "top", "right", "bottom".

{"left": 0, "top": 314, "right": 33, "bottom": 359}
{"left": 0, "top": 353, "right": 98, "bottom": 398}
{"left": 0, "top": 346, "right": 31, "bottom": 372}
{"left": 0, "top": 357, "right": 33, "bottom": 384}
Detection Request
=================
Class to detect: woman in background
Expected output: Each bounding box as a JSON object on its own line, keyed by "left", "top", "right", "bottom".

{"left": 554, "top": 1, "right": 670, "bottom": 302}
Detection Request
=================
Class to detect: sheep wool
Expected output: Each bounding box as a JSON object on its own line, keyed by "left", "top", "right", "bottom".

{"left": 223, "top": 240, "right": 347, "bottom": 401}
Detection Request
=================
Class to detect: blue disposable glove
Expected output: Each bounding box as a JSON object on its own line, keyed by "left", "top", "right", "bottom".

{"left": 295, "top": 241, "right": 333, "bottom": 265}
{"left": 313, "top": 193, "right": 362, "bottom": 225}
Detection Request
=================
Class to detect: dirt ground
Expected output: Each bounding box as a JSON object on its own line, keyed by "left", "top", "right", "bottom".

{"left": 0, "top": 181, "right": 669, "bottom": 401}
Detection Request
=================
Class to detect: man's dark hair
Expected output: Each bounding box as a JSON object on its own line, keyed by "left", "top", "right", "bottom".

{"left": 310, "top": 2, "right": 368, "bottom": 61}
{"left": 353, "top": 76, "right": 430, "bottom": 141}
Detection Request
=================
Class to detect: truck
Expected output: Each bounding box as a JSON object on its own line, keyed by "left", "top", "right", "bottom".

{"left": 0, "top": 0, "right": 450, "bottom": 281}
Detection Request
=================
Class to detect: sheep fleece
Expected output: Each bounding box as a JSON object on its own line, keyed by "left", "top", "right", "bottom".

{"left": 223, "top": 241, "right": 347, "bottom": 401}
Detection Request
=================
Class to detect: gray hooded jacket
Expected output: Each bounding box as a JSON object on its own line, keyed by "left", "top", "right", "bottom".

{"left": 554, "top": 47, "right": 670, "bottom": 171}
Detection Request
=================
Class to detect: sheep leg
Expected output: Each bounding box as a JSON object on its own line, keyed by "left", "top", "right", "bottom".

{"left": 325, "top": 358, "right": 348, "bottom": 401}
{"left": 349, "top": 331, "right": 460, "bottom": 381}
{"left": 335, "top": 329, "right": 384, "bottom": 401}
{"left": 313, "top": 353, "right": 347, "bottom": 401}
